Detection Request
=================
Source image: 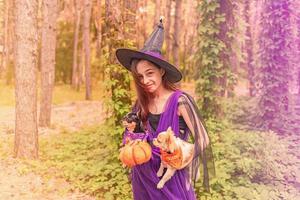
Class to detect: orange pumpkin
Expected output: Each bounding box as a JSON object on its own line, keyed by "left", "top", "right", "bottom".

{"left": 119, "top": 141, "right": 152, "bottom": 167}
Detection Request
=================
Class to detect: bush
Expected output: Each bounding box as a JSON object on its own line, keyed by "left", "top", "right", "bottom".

{"left": 198, "top": 120, "right": 300, "bottom": 200}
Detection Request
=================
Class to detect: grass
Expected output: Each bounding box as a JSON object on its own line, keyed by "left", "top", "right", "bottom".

{"left": 0, "top": 122, "right": 132, "bottom": 200}
{"left": 0, "top": 82, "right": 15, "bottom": 106}
{"left": 0, "top": 80, "right": 105, "bottom": 107}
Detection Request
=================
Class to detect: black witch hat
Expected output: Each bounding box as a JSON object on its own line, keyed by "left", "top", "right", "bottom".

{"left": 116, "top": 18, "right": 182, "bottom": 83}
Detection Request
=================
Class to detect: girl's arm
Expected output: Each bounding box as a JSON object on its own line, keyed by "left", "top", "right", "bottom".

{"left": 177, "top": 94, "right": 210, "bottom": 151}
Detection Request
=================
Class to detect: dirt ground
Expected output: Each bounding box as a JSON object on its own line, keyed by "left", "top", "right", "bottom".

{"left": 0, "top": 101, "right": 106, "bottom": 200}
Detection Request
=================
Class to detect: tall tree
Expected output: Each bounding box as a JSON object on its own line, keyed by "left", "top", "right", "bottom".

{"left": 94, "top": 0, "right": 102, "bottom": 56}
{"left": 184, "top": 0, "right": 199, "bottom": 80}
{"left": 165, "top": 0, "right": 172, "bottom": 61}
{"left": 218, "top": 0, "right": 234, "bottom": 97}
{"left": 0, "top": 0, "right": 7, "bottom": 77}
{"left": 173, "top": 0, "right": 182, "bottom": 68}
{"left": 180, "top": 0, "right": 199, "bottom": 80}
{"left": 2, "top": 0, "right": 14, "bottom": 84}
{"left": 137, "top": 0, "right": 148, "bottom": 48}
{"left": 287, "top": 0, "right": 300, "bottom": 129}
{"left": 14, "top": 0, "right": 39, "bottom": 159}
{"left": 77, "top": 38, "right": 84, "bottom": 91}
{"left": 83, "top": 0, "right": 92, "bottom": 100}
{"left": 244, "top": 0, "right": 255, "bottom": 97}
{"left": 39, "top": 0, "right": 58, "bottom": 127}
{"left": 195, "top": 0, "right": 232, "bottom": 119}
{"left": 258, "top": 0, "right": 292, "bottom": 134}
{"left": 71, "top": 0, "right": 82, "bottom": 89}
{"left": 104, "top": 0, "right": 132, "bottom": 124}
{"left": 123, "top": 0, "right": 137, "bottom": 42}
{"left": 153, "top": 0, "right": 161, "bottom": 27}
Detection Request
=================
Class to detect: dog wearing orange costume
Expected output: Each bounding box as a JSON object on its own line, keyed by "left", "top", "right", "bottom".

{"left": 153, "top": 127, "right": 194, "bottom": 189}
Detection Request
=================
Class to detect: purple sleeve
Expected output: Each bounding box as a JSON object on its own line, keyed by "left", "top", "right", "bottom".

{"left": 122, "top": 130, "right": 148, "bottom": 145}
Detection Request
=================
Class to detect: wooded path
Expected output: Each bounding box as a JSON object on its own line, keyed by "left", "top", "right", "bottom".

{"left": 0, "top": 101, "right": 105, "bottom": 200}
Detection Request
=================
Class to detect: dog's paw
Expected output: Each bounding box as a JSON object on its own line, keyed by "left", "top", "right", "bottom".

{"left": 157, "top": 180, "right": 165, "bottom": 189}
{"left": 156, "top": 171, "right": 163, "bottom": 177}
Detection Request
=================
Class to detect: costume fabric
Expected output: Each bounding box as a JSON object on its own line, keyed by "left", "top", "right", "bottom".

{"left": 123, "top": 90, "right": 215, "bottom": 200}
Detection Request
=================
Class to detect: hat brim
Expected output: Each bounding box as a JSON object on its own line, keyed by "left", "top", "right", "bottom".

{"left": 116, "top": 48, "right": 182, "bottom": 83}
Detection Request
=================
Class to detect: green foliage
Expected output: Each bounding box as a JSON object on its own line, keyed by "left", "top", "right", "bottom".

{"left": 21, "top": 122, "right": 132, "bottom": 200}
{"left": 102, "top": 61, "right": 133, "bottom": 128}
{"left": 195, "top": 0, "right": 235, "bottom": 120}
{"left": 222, "top": 96, "right": 262, "bottom": 130}
{"left": 55, "top": 21, "right": 74, "bottom": 84}
{"left": 195, "top": 120, "right": 299, "bottom": 199}
{"left": 102, "top": 17, "right": 135, "bottom": 126}
{"left": 257, "top": 0, "right": 292, "bottom": 134}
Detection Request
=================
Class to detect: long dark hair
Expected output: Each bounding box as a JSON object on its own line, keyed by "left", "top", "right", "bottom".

{"left": 130, "top": 59, "right": 177, "bottom": 125}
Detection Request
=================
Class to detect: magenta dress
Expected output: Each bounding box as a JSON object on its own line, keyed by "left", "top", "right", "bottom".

{"left": 123, "top": 90, "right": 215, "bottom": 200}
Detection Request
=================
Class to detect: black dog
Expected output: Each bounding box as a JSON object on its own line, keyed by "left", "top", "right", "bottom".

{"left": 122, "top": 112, "right": 144, "bottom": 133}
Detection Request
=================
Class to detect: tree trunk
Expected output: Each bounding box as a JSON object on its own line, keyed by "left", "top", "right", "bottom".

{"left": 1, "top": 0, "right": 9, "bottom": 77}
{"left": 14, "top": 0, "right": 39, "bottom": 159}
{"left": 154, "top": 0, "right": 161, "bottom": 27}
{"left": 3, "top": 0, "right": 14, "bottom": 84}
{"left": 218, "top": 0, "right": 234, "bottom": 97}
{"left": 287, "top": 0, "right": 300, "bottom": 114}
{"left": 165, "top": 0, "right": 172, "bottom": 61}
{"left": 39, "top": 0, "right": 57, "bottom": 127}
{"left": 182, "top": 0, "right": 188, "bottom": 80}
{"left": 83, "top": 0, "right": 92, "bottom": 100}
{"left": 124, "top": 0, "right": 137, "bottom": 42}
{"left": 185, "top": 0, "right": 199, "bottom": 80}
{"left": 173, "top": 0, "right": 181, "bottom": 68}
{"left": 105, "top": 0, "right": 132, "bottom": 123}
{"left": 72, "top": 0, "right": 81, "bottom": 88}
{"left": 95, "top": 0, "right": 102, "bottom": 56}
{"left": 77, "top": 40, "right": 84, "bottom": 91}
{"left": 258, "top": 0, "right": 291, "bottom": 134}
{"left": 244, "top": 1, "right": 255, "bottom": 97}
{"left": 137, "top": 0, "right": 148, "bottom": 48}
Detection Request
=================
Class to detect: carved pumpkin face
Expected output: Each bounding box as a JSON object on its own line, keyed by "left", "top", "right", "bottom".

{"left": 119, "top": 141, "right": 152, "bottom": 167}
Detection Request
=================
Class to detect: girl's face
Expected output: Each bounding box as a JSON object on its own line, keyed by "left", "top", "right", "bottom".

{"left": 136, "top": 60, "right": 165, "bottom": 93}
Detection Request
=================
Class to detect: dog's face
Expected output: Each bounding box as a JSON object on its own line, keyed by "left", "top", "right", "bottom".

{"left": 153, "top": 127, "right": 176, "bottom": 153}
{"left": 122, "top": 112, "right": 143, "bottom": 132}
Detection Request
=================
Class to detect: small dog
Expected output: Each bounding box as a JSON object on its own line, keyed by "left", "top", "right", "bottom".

{"left": 122, "top": 112, "right": 144, "bottom": 144}
{"left": 122, "top": 112, "right": 143, "bottom": 133}
{"left": 153, "top": 127, "right": 194, "bottom": 189}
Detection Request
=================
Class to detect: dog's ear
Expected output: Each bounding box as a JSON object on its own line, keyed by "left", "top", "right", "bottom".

{"left": 167, "top": 129, "right": 175, "bottom": 153}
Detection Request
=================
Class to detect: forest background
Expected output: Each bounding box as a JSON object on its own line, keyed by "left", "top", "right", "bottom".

{"left": 0, "top": 0, "right": 299, "bottom": 199}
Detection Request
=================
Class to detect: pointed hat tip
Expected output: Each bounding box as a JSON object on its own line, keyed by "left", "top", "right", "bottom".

{"left": 159, "top": 16, "right": 164, "bottom": 23}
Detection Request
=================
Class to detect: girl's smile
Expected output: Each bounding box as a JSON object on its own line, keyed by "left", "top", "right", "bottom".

{"left": 136, "top": 60, "right": 165, "bottom": 93}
